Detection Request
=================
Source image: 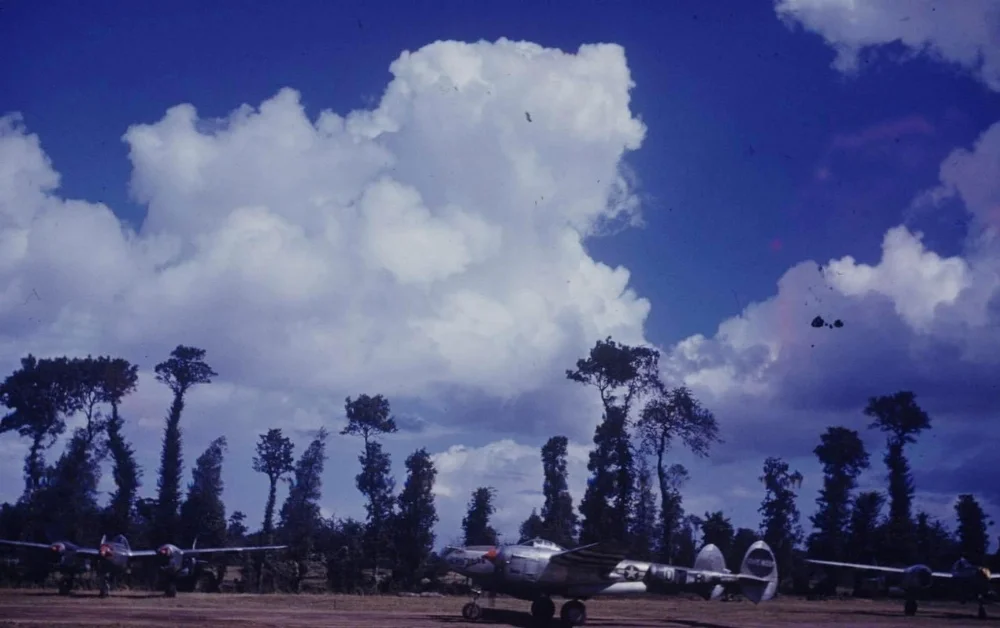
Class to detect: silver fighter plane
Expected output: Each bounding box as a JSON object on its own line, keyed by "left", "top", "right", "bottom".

{"left": 806, "top": 556, "right": 999, "bottom": 619}
{"left": 441, "top": 536, "right": 779, "bottom": 625}
{"left": 0, "top": 534, "right": 286, "bottom": 597}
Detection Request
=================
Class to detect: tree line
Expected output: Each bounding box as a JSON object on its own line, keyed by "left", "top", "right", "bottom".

{"left": 0, "top": 338, "right": 996, "bottom": 594}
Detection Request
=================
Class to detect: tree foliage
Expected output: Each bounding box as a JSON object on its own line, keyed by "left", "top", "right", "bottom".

{"left": 864, "top": 390, "right": 931, "bottom": 564}
{"left": 630, "top": 458, "right": 658, "bottom": 561}
{"left": 846, "top": 490, "right": 885, "bottom": 563}
{"left": 394, "top": 448, "right": 438, "bottom": 587}
{"left": 701, "top": 511, "right": 735, "bottom": 559}
{"left": 0, "top": 356, "right": 78, "bottom": 495}
{"left": 567, "top": 337, "right": 662, "bottom": 546}
{"left": 279, "top": 428, "right": 329, "bottom": 591}
{"left": 808, "top": 426, "right": 869, "bottom": 561}
{"left": 539, "top": 436, "right": 578, "bottom": 548}
{"left": 519, "top": 509, "right": 545, "bottom": 542}
{"left": 179, "top": 436, "right": 228, "bottom": 549}
{"left": 955, "top": 494, "right": 993, "bottom": 565}
{"left": 101, "top": 358, "right": 141, "bottom": 537}
{"left": 462, "top": 487, "right": 499, "bottom": 546}
{"left": 758, "top": 456, "right": 803, "bottom": 576}
{"left": 252, "top": 428, "right": 295, "bottom": 539}
{"left": 637, "top": 386, "right": 719, "bottom": 562}
{"left": 153, "top": 345, "right": 217, "bottom": 544}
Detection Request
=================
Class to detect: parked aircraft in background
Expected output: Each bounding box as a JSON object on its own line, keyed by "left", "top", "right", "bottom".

{"left": 806, "top": 557, "right": 999, "bottom": 619}
{"left": 0, "top": 534, "right": 286, "bottom": 597}
{"left": 441, "top": 536, "right": 779, "bottom": 625}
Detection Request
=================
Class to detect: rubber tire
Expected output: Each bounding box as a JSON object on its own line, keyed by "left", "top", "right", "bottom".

{"left": 979, "top": 605, "right": 987, "bottom": 620}
{"left": 164, "top": 581, "right": 178, "bottom": 598}
{"left": 462, "top": 602, "right": 482, "bottom": 621}
{"left": 531, "top": 597, "right": 555, "bottom": 621}
{"left": 904, "top": 599, "right": 917, "bottom": 616}
{"left": 58, "top": 579, "right": 72, "bottom": 595}
{"left": 561, "top": 600, "right": 587, "bottom": 625}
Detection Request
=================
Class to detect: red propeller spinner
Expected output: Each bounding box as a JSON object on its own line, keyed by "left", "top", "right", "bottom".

{"left": 98, "top": 543, "right": 112, "bottom": 559}
{"left": 483, "top": 547, "right": 498, "bottom": 563}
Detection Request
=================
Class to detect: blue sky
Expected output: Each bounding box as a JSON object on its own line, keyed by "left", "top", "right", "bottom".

{"left": 2, "top": 1, "right": 1000, "bottom": 551}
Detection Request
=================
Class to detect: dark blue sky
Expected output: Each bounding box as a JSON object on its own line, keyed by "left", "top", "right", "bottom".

{"left": 3, "top": 0, "right": 999, "bottom": 348}
{"left": 5, "top": 0, "right": 1000, "bottom": 550}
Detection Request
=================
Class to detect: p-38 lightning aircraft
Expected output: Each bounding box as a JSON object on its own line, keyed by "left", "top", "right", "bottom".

{"left": 807, "top": 556, "right": 1000, "bottom": 619}
{"left": 441, "top": 537, "right": 779, "bottom": 625}
{"left": 0, "top": 534, "right": 286, "bottom": 597}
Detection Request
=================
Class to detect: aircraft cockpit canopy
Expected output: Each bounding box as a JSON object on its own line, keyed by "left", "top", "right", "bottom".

{"left": 110, "top": 534, "right": 130, "bottom": 550}
{"left": 522, "top": 537, "right": 564, "bottom": 551}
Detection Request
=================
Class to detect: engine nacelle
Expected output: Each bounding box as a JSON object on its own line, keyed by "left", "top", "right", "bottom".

{"left": 496, "top": 546, "right": 545, "bottom": 584}
{"left": 900, "top": 564, "right": 933, "bottom": 590}
{"left": 156, "top": 544, "right": 186, "bottom": 574}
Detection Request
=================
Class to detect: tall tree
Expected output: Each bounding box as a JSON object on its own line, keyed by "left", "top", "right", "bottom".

{"left": 462, "top": 487, "right": 499, "bottom": 546}
{"left": 567, "top": 337, "right": 661, "bottom": 545}
{"left": 0, "top": 356, "right": 78, "bottom": 496}
{"left": 519, "top": 510, "right": 546, "bottom": 542}
{"left": 630, "top": 458, "right": 658, "bottom": 560}
{"left": 100, "top": 357, "right": 141, "bottom": 536}
{"left": 637, "top": 386, "right": 720, "bottom": 561}
{"left": 914, "top": 511, "right": 957, "bottom": 569}
{"left": 807, "top": 427, "right": 870, "bottom": 561}
{"left": 701, "top": 511, "right": 735, "bottom": 559}
{"left": 33, "top": 427, "right": 102, "bottom": 543}
{"left": 394, "top": 448, "right": 438, "bottom": 588}
{"left": 674, "top": 514, "right": 701, "bottom": 566}
{"left": 179, "top": 437, "right": 228, "bottom": 549}
{"left": 864, "top": 390, "right": 931, "bottom": 564}
{"left": 954, "top": 494, "right": 992, "bottom": 565}
{"left": 278, "top": 428, "right": 329, "bottom": 592}
{"left": 539, "top": 436, "right": 578, "bottom": 548}
{"left": 252, "top": 428, "right": 295, "bottom": 541}
{"left": 342, "top": 394, "right": 398, "bottom": 583}
{"left": 152, "top": 345, "right": 217, "bottom": 544}
{"left": 758, "top": 456, "right": 803, "bottom": 577}
{"left": 846, "top": 490, "right": 885, "bottom": 563}
{"left": 70, "top": 356, "right": 108, "bottom": 447}
{"left": 657, "top": 463, "right": 689, "bottom": 563}
{"left": 227, "top": 511, "right": 248, "bottom": 544}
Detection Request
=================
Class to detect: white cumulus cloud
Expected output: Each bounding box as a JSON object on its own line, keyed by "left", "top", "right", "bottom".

{"left": 0, "top": 38, "right": 655, "bottom": 535}
{"left": 775, "top": 0, "right": 1000, "bottom": 91}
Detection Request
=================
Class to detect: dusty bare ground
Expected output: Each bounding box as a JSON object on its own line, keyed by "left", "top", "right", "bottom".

{"left": 0, "top": 589, "right": 996, "bottom": 627}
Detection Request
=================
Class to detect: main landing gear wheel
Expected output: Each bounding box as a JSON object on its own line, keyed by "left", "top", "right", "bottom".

{"left": 461, "top": 602, "right": 482, "bottom": 621}
{"left": 530, "top": 597, "right": 555, "bottom": 622}
{"left": 58, "top": 577, "right": 72, "bottom": 595}
{"left": 164, "top": 581, "right": 178, "bottom": 598}
{"left": 979, "top": 604, "right": 987, "bottom": 620}
{"left": 903, "top": 599, "right": 917, "bottom": 616}
{"left": 98, "top": 574, "right": 110, "bottom": 598}
{"left": 560, "top": 600, "right": 587, "bottom": 625}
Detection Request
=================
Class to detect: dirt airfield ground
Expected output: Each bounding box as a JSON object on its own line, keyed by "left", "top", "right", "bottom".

{"left": 0, "top": 589, "right": 996, "bottom": 627}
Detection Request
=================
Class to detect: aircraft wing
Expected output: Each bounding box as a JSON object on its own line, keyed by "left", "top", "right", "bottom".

{"left": 0, "top": 539, "right": 56, "bottom": 550}
{"left": 548, "top": 541, "right": 627, "bottom": 578}
{"left": 0, "top": 539, "right": 101, "bottom": 556}
{"left": 806, "top": 558, "right": 953, "bottom": 579}
{"left": 180, "top": 544, "right": 287, "bottom": 555}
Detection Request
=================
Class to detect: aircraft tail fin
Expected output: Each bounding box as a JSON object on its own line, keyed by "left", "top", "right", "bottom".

{"left": 737, "top": 540, "right": 779, "bottom": 604}
{"left": 693, "top": 544, "right": 727, "bottom": 601}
